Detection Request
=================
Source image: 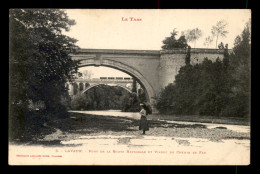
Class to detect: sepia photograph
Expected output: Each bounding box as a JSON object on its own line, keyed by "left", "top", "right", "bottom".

{"left": 9, "top": 9, "right": 251, "bottom": 165}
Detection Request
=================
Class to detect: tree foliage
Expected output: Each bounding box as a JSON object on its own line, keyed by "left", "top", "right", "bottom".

{"left": 182, "top": 28, "right": 202, "bottom": 48}
{"left": 227, "top": 20, "right": 251, "bottom": 117}
{"left": 161, "top": 29, "right": 188, "bottom": 49}
{"left": 156, "top": 56, "right": 233, "bottom": 116}
{"left": 156, "top": 20, "right": 250, "bottom": 118}
{"left": 211, "top": 20, "right": 229, "bottom": 48}
{"left": 203, "top": 36, "right": 213, "bottom": 48}
{"left": 9, "top": 9, "right": 79, "bottom": 139}
{"left": 185, "top": 46, "right": 191, "bottom": 65}
{"left": 70, "top": 84, "right": 147, "bottom": 112}
{"left": 9, "top": 9, "right": 79, "bottom": 109}
{"left": 71, "top": 85, "right": 133, "bottom": 110}
{"left": 218, "top": 42, "right": 225, "bottom": 49}
{"left": 132, "top": 78, "right": 137, "bottom": 93}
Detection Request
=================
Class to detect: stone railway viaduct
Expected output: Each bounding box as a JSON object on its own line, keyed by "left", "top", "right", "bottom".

{"left": 68, "top": 77, "right": 143, "bottom": 95}
{"left": 70, "top": 48, "right": 225, "bottom": 106}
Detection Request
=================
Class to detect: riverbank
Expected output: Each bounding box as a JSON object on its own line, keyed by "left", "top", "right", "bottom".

{"left": 149, "top": 114, "right": 250, "bottom": 126}
{"left": 9, "top": 112, "right": 250, "bottom": 165}
{"left": 69, "top": 110, "right": 250, "bottom": 126}
{"left": 10, "top": 112, "right": 250, "bottom": 146}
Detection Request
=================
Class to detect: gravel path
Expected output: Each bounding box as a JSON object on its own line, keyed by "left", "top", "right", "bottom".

{"left": 10, "top": 113, "right": 250, "bottom": 165}
{"left": 40, "top": 116, "right": 250, "bottom": 144}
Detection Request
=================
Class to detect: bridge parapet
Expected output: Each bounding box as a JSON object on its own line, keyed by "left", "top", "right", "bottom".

{"left": 160, "top": 48, "right": 227, "bottom": 54}
{"left": 72, "top": 48, "right": 160, "bottom": 55}
{"left": 73, "top": 79, "right": 133, "bottom": 83}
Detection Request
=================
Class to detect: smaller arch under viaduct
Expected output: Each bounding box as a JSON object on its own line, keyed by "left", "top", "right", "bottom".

{"left": 67, "top": 78, "right": 142, "bottom": 96}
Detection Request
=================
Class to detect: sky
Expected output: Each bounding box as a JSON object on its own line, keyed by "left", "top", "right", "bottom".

{"left": 78, "top": 66, "right": 131, "bottom": 78}
{"left": 63, "top": 9, "right": 251, "bottom": 77}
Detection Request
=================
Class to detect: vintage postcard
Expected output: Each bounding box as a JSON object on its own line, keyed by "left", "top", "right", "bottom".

{"left": 9, "top": 9, "right": 251, "bottom": 165}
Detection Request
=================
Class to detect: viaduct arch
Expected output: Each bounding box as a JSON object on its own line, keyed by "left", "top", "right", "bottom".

{"left": 81, "top": 83, "right": 132, "bottom": 94}
{"left": 77, "top": 59, "right": 154, "bottom": 103}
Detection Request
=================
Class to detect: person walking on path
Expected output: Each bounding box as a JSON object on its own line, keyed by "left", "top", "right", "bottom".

{"left": 139, "top": 103, "right": 149, "bottom": 134}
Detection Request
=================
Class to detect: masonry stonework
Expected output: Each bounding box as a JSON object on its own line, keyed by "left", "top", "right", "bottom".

{"left": 159, "top": 53, "right": 186, "bottom": 89}
{"left": 70, "top": 48, "right": 225, "bottom": 106}
{"left": 158, "top": 49, "right": 225, "bottom": 90}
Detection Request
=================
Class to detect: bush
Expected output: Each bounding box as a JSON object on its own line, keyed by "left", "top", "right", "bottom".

{"left": 9, "top": 104, "right": 26, "bottom": 140}
{"left": 220, "top": 93, "right": 250, "bottom": 117}
{"left": 71, "top": 85, "right": 133, "bottom": 111}
{"left": 122, "top": 93, "right": 141, "bottom": 112}
{"left": 156, "top": 56, "right": 249, "bottom": 117}
{"left": 71, "top": 94, "right": 90, "bottom": 110}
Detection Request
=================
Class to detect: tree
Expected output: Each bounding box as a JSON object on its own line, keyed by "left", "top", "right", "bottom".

{"left": 225, "top": 20, "right": 251, "bottom": 117}
{"left": 223, "top": 44, "right": 230, "bottom": 69}
{"left": 211, "top": 20, "right": 229, "bottom": 48}
{"left": 203, "top": 36, "right": 213, "bottom": 48}
{"left": 75, "top": 70, "right": 93, "bottom": 79}
{"left": 185, "top": 46, "right": 191, "bottom": 65}
{"left": 9, "top": 9, "right": 79, "bottom": 118}
{"left": 218, "top": 42, "right": 225, "bottom": 49}
{"left": 71, "top": 93, "right": 90, "bottom": 110}
{"left": 156, "top": 57, "right": 232, "bottom": 116}
{"left": 82, "top": 70, "right": 93, "bottom": 79}
{"left": 161, "top": 29, "right": 188, "bottom": 49}
{"left": 156, "top": 20, "right": 250, "bottom": 118}
{"left": 71, "top": 85, "right": 131, "bottom": 111}
{"left": 77, "top": 72, "right": 83, "bottom": 78}
{"left": 132, "top": 78, "right": 137, "bottom": 93}
{"left": 182, "top": 28, "right": 202, "bottom": 48}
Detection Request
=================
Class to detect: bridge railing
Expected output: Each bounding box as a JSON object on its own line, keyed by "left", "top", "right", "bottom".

{"left": 73, "top": 78, "right": 133, "bottom": 82}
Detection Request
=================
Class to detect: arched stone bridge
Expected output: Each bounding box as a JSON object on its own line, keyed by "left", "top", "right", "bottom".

{"left": 67, "top": 77, "right": 142, "bottom": 95}
{"left": 70, "top": 48, "right": 225, "bottom": 105}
